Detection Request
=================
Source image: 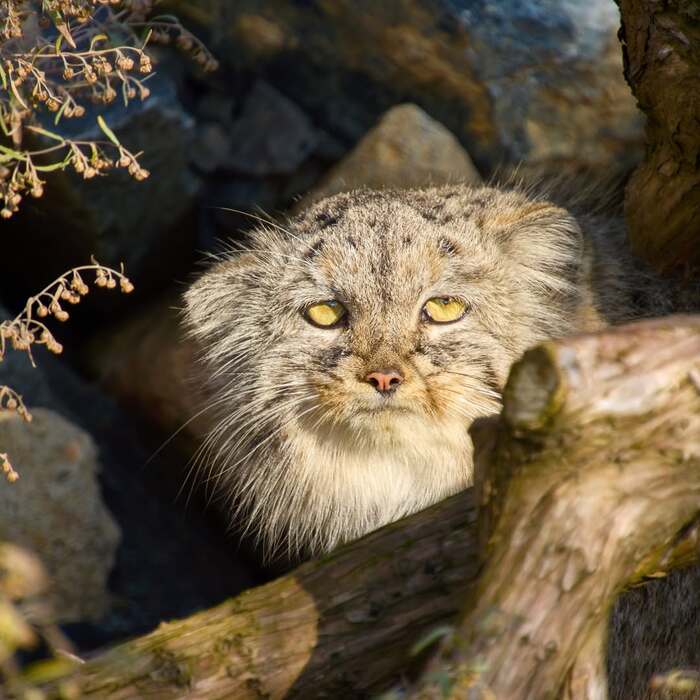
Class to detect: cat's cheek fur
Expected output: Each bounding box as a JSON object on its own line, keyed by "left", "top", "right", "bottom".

{"left": 278, "top": 411, "right": 475, "bottom": 552}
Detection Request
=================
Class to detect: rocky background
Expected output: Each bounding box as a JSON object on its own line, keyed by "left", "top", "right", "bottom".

{"left": 0, "top": 0, "right": 644, "bottom": 655}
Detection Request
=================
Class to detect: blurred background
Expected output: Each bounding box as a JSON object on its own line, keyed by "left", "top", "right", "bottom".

{"left": 0, "top": 0, "right": 644, "bottom": 656}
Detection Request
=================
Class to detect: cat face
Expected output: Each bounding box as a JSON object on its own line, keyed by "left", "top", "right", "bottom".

{"left": 184, "top": 185, "right": 585, "bottom": 554}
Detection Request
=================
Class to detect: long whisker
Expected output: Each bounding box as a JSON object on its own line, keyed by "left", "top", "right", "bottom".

{"left": 145, "top": 394, "right": 232, "bottom": 466}
{"left": 213, "top": 207, "right": 311, "bottom": 248}
{"left": 188, "top": 391, "right": 314, "bottom": 493}
{"left": 206, "top": 401, "right": 319, "bottom": 485}
{"left": 177, "top": 386, "right": 314, "bottom": 506}
{"left": 440, "top": 369, "right": 502, "bottom": 399}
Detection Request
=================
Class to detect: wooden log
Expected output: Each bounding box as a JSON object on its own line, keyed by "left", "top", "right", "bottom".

{"left": 37, "top": 492, "right": 478, "bottom": 699}
{"left": 617, "top": 0, "right": 700, "bottom": 275}
{"left": 409, "top": 316, "right": 700, "bottom": 699}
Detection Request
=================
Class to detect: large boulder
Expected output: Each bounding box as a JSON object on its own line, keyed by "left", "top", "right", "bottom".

{"left": 165, "top": 0, "right": 643, "bottom": 173}
{"left": 300, "top": 103, "right": 481, "bottom": 207}
{"left": 0, "top": 409, "right": 120, "bottom": 623}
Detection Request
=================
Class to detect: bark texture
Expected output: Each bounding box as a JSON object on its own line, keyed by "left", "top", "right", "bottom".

{"left": 409, "top": 316, "right": 700, "bottom": 699}
{"left": 617, "top": 0, "right": 700, "bottom": 274}
{"left": 36, "top": 316, "right": 700, "bottom": 700}
{"left": 38, "top": 492, "right": 479, "bottom": 699}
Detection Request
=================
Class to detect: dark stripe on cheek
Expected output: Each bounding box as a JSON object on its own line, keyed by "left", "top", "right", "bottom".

{"left": 317, "top": 345, "right": 347, "bottom": 368}
{"left": 481, "top": 362, "right": 502, "bottom": 394}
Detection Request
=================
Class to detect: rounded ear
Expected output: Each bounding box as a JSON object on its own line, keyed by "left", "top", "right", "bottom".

{"left": 487, "top": 202, "right": 586, "bottom": 300}
{"left": 183, "top": 253, "right": 258, "bottom": 345}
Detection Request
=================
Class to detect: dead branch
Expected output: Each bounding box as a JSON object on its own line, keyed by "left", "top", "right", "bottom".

{"left": 36, "top": 316, "right": 700, "bottom": 700}
{"left": 410, "top": 316, "right": 700, "bottom": 699}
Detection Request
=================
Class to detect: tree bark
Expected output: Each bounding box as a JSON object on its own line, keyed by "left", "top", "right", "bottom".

{"left": 409, "top": 316, "right": 700, "bottom": 700}
{"left": 617, "top": 0, "right": 700, "bottom": 275}
{"left": 37, "top": 492, "right": 480, "bottom": 700}
{"left": 34, "top": 316, "right": 700, "bottom": 700}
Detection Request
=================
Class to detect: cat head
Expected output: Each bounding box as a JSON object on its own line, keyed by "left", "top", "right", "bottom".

{"left": 184, "top": 184, "right": 586, "bottom": 554}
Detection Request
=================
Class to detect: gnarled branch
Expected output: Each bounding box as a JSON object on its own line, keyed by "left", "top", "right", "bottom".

{"left": 410, "top": 316, "right": 700, "bottom": 699}
{"left": 36, "top": 317, "right": 700, "bottom": 700}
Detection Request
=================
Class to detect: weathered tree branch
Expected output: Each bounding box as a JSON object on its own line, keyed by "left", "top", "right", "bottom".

{"left": 410, "top": 316, "right": 700, "bottom": 699}
{"left": 617, "top": 0, "right": 700, "bottom": 275}
{"left": 39, "top": 492, "right": 479, "bottom": 699}
{"left": 38, "top": 316, "right": 700, "bottom": 700}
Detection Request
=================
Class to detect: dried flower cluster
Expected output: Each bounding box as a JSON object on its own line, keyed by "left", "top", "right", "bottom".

{"left": 0, "top": 260, "right": 134, "bottom": 481}
{"left": 0, "top": 0, "right": 218, "bottom": 216}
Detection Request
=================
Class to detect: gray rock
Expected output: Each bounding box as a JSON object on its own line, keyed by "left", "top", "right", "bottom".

{"left": 0, "top": 408, "right": 120, "bottom": 623}
{"left": 174, "top": 0, "right": 643, "bottom": 173}
{"left": 190, "top": 121, "right": 233, "bottom": 173}
{"left": 51, "top": 77, "right": 201, "bottom": 271}
{"left": 449, "top": 0, "right": 644, "bottom": 166}
{"left": 300, "top": 104, "right": 482, "bottom": 208}
{"left": 228, "top": 81, "right": 319, "bottom": 176}
{"left": 195, "top": 92, "right": 236, "bottom": 124}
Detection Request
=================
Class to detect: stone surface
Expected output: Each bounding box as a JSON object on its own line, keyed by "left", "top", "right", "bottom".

{"left": 165, "top": 0, "right": 643, "bottom": 173}
{"left": 0, "top": 408, "right": 120, "bottom": 623}
{"left": 300, "top": 104, "right": 482, "bottom": 208}
{"left": 195, "top": 91, "right": 236, "bottom": 124}
{"left": 453, "top": 0, "right": 643, "bottom": 167}
{"left": 190, "top": 121, "right": 233, "bottom": 173}
{"left": 0, "top": 305, "right": 256, "bottom": 647}
{"left": 228, "top": 80, "right": 320, "bottom": 176}
{"left": 83, "top": 294, "right": 210, "bottom": 451}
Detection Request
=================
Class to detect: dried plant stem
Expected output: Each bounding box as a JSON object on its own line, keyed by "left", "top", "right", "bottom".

{"left": 0, "top": 0, "right": 218, "bottom": 216}
{"left": 0, "top": 260, "right": 134, "bottom": 481}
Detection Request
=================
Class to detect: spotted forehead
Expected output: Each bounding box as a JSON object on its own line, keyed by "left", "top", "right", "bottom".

{"left": 297, "top": 207, "right": 461, "bottom": 302}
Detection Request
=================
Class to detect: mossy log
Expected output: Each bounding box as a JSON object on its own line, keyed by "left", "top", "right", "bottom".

{"left": 617, "top": 0, "right": 700, "bottom": 275}
{"left": 410, "top": 316, "right": 700, "bottom": 699}
{"left": 40, "top": 316, "right": 700, "bottom": 699}
{"left": 40, "top": 494, "right": 479, "bottom": 699}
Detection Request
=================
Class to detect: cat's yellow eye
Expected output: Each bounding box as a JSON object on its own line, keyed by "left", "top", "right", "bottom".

{"left": 305, "top": 300, "right": 347, "bottom": 328}
{"left": 423, "top": 296, "right": 467, "bottom": 324}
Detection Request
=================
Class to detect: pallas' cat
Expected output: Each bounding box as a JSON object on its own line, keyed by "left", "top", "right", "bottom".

{"left": 185, "top": 181, "right": 699, "bottom": 699}
{"left": 184, "top": 182, "right": 674, "bottom": 556}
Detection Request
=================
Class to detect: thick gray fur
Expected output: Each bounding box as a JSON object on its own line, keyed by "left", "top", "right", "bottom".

{"left": 184, "top": 181, "right": 697, "bottom": 698}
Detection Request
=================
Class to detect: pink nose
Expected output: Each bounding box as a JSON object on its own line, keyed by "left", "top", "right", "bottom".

{"left": 365, "top": 368, "right": 404, "bottom": 394}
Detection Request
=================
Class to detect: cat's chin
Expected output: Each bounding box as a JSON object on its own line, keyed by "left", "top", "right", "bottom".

{"left": 275, "top": 409, "right": 475, "bottom": 554}
{"left": 337, "top": 403, "right": 428, "bottom": 439}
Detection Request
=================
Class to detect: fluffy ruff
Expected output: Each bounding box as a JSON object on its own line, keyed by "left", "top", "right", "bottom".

{"left": 184, "top": 182, "right": 665, "bottom": 556}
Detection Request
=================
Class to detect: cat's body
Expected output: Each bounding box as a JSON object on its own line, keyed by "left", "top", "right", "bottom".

{"left": 184, "top": 181, "right": 693, "bottom": 699}
{"left": 184, "top": 181, "right": 672, "bottom": 553}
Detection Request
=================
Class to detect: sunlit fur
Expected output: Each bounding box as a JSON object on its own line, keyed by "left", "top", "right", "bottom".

{"left": 184, "top": 183, "right": 673, "bottom": 556}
